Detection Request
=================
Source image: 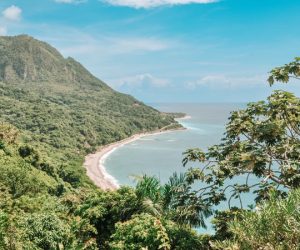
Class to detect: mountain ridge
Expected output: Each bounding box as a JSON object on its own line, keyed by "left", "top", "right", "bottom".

{"left": 0, "top": 34, "right": 110, "bottom": 89}
{"left": 0, "top": 34, "right": 180, "bottom": 188}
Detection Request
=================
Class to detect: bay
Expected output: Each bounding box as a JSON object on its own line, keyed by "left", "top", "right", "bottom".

{"left": 105, "top": 103, "right": 253, "bottom": 233}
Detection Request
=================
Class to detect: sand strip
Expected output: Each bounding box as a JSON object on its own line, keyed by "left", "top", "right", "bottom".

{"left": 84, "top": 127, "right": 186, "bottom": 190}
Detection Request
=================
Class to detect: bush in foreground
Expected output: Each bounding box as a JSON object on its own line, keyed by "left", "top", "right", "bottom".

{"left": 212, "top": 189, "right": 300, "bottom": 250}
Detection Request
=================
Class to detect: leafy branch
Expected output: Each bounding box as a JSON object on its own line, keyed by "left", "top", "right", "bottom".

{"left": 268, "top": 57, "right": 300, "bottom": 85}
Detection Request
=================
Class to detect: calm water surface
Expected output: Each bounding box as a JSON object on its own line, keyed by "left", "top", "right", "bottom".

{"left": 105, "top": 103, "right": 255, "bottom": 233}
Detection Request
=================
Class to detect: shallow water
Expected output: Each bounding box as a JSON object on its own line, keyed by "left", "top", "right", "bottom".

{"left": 105, "top": 103, "right": 256, "bottom": 233}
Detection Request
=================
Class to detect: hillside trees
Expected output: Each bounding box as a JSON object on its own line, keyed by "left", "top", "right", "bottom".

{"left": 109, "top": 213, "right": 171, "bottom": 250}
{"left": 0, "top": 35, "right": 180, "bottom": 190}
{"left": 75, "top": 176, "right": 208, "bottom": 250}
{"left": 0, "top": 124, "right": 97, "bottom": 249}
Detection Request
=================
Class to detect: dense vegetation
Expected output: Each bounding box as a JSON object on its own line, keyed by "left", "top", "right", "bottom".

{"left": 213, "top": 189, "right": 300, "bottom": 249}
{"left": 0, "top": 35, "right": 198, "bottom": 250}
{"left": 182, "top": 90, "right": 300, "bottom": 206}
{"left": 0, "top": 34, "right": 299, "bottom": 249}
{"left": 0, "top": 124, "right": 205, "bottom": 249}
{"left": 179, "top": 57, "right": 300, "bottom": 249}
{"left": 0, "top": 35, "right": 180, "bottom": 189}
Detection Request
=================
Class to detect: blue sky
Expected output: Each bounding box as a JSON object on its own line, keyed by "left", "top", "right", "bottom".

{"left": 0, "top": 0, "right": 300, "bottom": 102}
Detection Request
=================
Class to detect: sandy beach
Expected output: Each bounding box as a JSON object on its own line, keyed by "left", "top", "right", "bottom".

{"left": 84, "top": 125, "right": 187, "bottom": 190}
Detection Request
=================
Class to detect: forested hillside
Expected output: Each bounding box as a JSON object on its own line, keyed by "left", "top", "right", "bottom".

{"left": 0, "top": 35, "right": 200, "bottom": 249}
{"left": 0, "top": 35, "right": 180, "bottom": 188}
{"left": 1, "top": 34, "right": 299, "bottom": 250}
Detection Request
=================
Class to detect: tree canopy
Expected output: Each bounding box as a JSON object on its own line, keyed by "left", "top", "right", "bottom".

{"left": 0, "top": 35, "right": 300, "bottom": 249}
{"left": 268, "top": 57, "right": 300, "bottom": 85}
{"left": 183, "top": 90, "right": 300, "bottom": 208}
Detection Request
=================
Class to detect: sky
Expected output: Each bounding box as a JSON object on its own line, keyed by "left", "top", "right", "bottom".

{"left": 0, "top": 0, "right": 300, "bottom": 103}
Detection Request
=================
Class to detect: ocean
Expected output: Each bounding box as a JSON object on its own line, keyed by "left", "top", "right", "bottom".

{"left": 104, "top": 103, "right": 255, "bottom": 233}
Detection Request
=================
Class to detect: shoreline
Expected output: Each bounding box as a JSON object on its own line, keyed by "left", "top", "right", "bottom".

{"left": 175, "top": 115, "right": 192, "bottom": 120}
{"left": 84, "top": 125, "right": 187, "bottom": 191}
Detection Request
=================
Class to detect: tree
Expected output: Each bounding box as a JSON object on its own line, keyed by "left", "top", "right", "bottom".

{"left": 212, "top": 189, "right": 300, "bottom": 250}
{"left": 0, "top": 211, "right": 9, "bottom": 249}
{"left": 134, "top": 174, "right": 212, "bottom": 228}
{"left": 268, "top": 57, "right": 300, "bottom": 85}
{"left": 76, "top": 187, "right": 141, "bottom": 249}
{"left": 0, "top": 161, "right": 40, "bottom": 199}
{"left": 0, "top": 123, "right": 18, "bottom": 144}
{"left": 165, "top": 222, "right": 211, "bottom": 250}
{"left": 109, "top": 213, "right": 170, "bottom": 250}
{"left": 20, "top": 213, "right": 72, "bottom": 250}
{"left": 182, "top": 58, "right": 300, "bottom": 209}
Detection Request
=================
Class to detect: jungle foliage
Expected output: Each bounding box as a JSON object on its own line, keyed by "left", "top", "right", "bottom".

{"left": 0, "top": 126, "right": 205, "bottom": 249}
{"left": 182, "top": 90, "right": 300, "bottom": 207}
{"left": 0, "top": 35, "right": 180, "bottom": 189}
{"left": 0, "top": 35, "right": 198, "bottom": 250}
{"left": 179, "top": 57, "right": 300, "bottom": 249}
{"left": 0, "top": 34, "right": 299, "bottom": 249}
{"left": 212, "top": 189, "right": 300, "bottom": 250}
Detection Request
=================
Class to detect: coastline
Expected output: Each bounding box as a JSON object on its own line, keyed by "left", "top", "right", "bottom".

{"left": 84, "top": 125, "right": 187, "bottom": 191}
{"left": 175, "top": 115, "right": 192, "bottom": 120}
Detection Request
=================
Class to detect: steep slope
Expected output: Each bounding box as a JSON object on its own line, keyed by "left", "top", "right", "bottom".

{"left": 0, "top": 35, "right": 105, "bottom": 86}
{"left": 0, "top": 36, "right": 199, "bottom": 249}
{"left": 0, "top": 34, "right": 179, "bottom": 187}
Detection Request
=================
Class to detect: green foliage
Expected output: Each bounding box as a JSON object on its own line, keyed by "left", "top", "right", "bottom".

{"left": 2, "top": 35, "right": 300, "bottom": 249}
{"left": 0, "top": 122, "right": 18, "bottom": 144}
{"left": 0, "top": 35, "right": 183, "bottom": 250}
{"left": 179, "top": 57, "right": 300, "bottom": 249}
{"left": 135, "top": 174, "right": 212, "bottom": 228}
{"left": 268, "top": 57, "right": 300, "bottom": 85}
{"left": 109, "top": 211, "right": 209, "bottom": 250}
{"left": 76, "top": 187, "right": 140, "bottom": 249}
{"left": 213, "top": 189, "right": 300, "bottom": 250}
{"left": 183, "top": 90, "right": 300, "bottom": 208}
{"left": 166, "top": 223, "right": 211, "bottom": 250}
{"left": 0, "top": 134, "right": 56, "bottom": 199}
{"left": 20, "top": 213, "right": 71, "bottom": 250}
{"left": 0, "top": 211, "right": 8, "bottom": 249}
{"left": 0, "top": 35, "right": 179, "bottom": 188}
{"left": 110, "top": 213, "right": 171, "bottom": 250}
{"left": 211, "top": 208, "right": 243, "bottom": 241}
{"left": 135, "top": 175, "right": 162, "bottom": 204}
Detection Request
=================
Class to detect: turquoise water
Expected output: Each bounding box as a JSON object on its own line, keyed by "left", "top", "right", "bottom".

{"left": 105, "top": 103, "right": 255, "bottom": 233}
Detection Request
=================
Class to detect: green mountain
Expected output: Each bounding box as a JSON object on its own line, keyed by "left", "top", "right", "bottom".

{"left": 0, "top": 34, "right": 179, "bottom": 187}
{"left": 0, "top": 35, "right": 199, "bottom": 249}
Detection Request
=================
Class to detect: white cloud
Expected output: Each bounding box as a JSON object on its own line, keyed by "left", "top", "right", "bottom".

{"left": 38, "top": 29, "right": 176, "bottom": 84}
{"left": 108, "top": 37, "right": 171, "bottom": 53}
{"left": 111, "top": 73, "right": 170, "bottom": 89}
{"left": 186, "top": 74, "right": 267, "bottom": 89}
{"left": 55, "top": 0, "right": 74, "bottom": 2}
{"left": 59, "top": 36, "right": 172, "bottom": 56}
{"left": 55, "top": 0, "right": 86, "bottom": 3}
{"left": 102, "top": 0, "right": 218, "bottom": 8}
{"left": 0, "top": 26, "right": 7, "bottom": 36}
{"left": 2, "top": 5, "right": 22, "bottom": 21}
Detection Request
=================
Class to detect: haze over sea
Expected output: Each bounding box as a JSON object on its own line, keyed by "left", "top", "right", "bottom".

{"left": 104, "top": 103, "right": 258, "bottom": 232}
